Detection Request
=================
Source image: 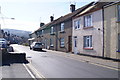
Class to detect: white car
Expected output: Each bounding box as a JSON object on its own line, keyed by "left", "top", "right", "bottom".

{"left": 0, "top": 38, "right": 8, "bottom": 48}
{"left": 30, "top": 42, "right": 43, "bottom": 51}
{"left": 0, "top": 38, "right": 9, "bottom": 53}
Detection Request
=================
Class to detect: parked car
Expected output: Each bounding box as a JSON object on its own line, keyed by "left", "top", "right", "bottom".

{"left": 0, "top": 38, "right": 9, "bottom": 54}
{"left": 30, "top": 42, "right": 43, "bottom": 51}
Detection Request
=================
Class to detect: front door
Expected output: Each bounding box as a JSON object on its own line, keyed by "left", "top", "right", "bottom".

{"left": 45, "top": 39, "right": 47, "bottom": 49}
{"left": 68, "top": 36, "right": 72, "bottom": 52}
{"left": 74, "top": 37, "right": 78, "bottom": 54}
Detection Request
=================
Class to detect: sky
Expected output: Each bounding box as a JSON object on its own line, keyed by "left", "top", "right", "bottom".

{"left": 0, "top": 0, "right": 96, "bottom": 32}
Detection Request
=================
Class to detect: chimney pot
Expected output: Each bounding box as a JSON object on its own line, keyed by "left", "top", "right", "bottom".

{"left": 50, "top": 16, "right": 54, "bottom": 22}
{"left": 40, "top": 23, "right": 45, "bottom": 27}
{"left": 70, "top": 4, "right": 75, "bottom": 12}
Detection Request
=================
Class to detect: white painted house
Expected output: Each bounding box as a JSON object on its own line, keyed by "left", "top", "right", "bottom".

{"left": 72, "top": 2, "right": 106, "bottom": 56}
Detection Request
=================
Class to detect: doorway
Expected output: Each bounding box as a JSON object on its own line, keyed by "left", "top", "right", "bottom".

{"left": 74, "top": 36, "right": 78, "bottom": 54}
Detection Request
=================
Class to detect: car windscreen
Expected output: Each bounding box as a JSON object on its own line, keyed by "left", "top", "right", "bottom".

{"left": 35, "top": 43, "right": 42, "bottom": 46}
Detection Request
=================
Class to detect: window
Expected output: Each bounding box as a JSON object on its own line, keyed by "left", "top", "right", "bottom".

{"left": 84, "top": 14, "right": 92, "bottom": 27}
{"left": 74, "top": 37, "right": 77, "bottom": 47}
{"left": 118, "top": 5, "right": 120, "bottom": 21}
{"left": 83, "top": 35, "right": 92, "bottom": 49}
{"left": 118, "top": 34, "right": 120, "bottom": 51}
{"left": 60, "top": 23, "right": 64, "bottom": 31}
{"left": 42, "top": 30, "right": 44, "bottom": 34}
{"left": 74, "top": 20, "right": 80, "bottom": 29}
{"left": 60, "top": 38, "right": 65, "bottom": 47}
{"left": 50, "top": 38, "right": 53, "bottom": 47}
{"left": 51, "top": 27, "right": 54, "bottom": 34}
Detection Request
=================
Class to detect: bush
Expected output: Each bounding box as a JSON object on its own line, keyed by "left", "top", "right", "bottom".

{"left": 22, "top": 43, "right": 29, "bottom": 46}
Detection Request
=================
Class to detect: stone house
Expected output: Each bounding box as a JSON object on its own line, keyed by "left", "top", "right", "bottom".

{"left": 35, "top": 2, "right": 94, "bottom": 52}
{"left": 103, "top": 1, "right": 120, "bottom": 59}
{"left": 72, "top": 2, "right": 111, "bottom": 57}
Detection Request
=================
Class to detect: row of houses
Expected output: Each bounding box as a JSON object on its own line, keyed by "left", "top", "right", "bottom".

{"left": 0, "top": 28, "right": 27, "bottom": 44}
{"left": 29, "top": 0, "right": 120, "bottom": 60}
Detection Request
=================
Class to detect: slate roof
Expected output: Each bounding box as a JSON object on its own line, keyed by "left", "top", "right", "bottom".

{"left": 35, "top": 2, "right": 95, "bottom": 32}
{"left": 35, "top": 1, "right": 114, "bottom": 32}
{"left": 75, "top": 2, "right": 113, "bottom": 18}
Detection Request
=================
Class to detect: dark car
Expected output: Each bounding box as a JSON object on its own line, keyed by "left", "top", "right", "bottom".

{"left": 30, "top": 42, "right": 43, "bottom": 51}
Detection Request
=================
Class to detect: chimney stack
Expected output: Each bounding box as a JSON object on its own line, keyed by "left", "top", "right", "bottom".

{"left": 40, "top": 22, "right": 45, "bottom": 27}
{"left": 50, "top": 16, "right": 54, "bottom": 22}
{"left": 70, "top": 4, "right": 75, "bottom": 12}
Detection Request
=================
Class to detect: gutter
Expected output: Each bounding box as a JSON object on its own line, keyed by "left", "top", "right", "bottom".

{"left": 104, "top": 1, "right": 120, "bottom": 8}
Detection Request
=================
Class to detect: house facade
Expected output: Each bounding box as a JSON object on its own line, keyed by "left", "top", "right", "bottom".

{"left": 29, "top": 1, "right": 120, "bottom": 60}
{"left": 72, "top": 2, "right": 110, "bottom": 57}
{"left": 34, "top": 2, "right": 94, "bottom": 52}
{"left": 28, "top": 32, "right": 37, "bottom": 45}
{"left": 49, "top": 17, "right": 73, "bottom": 52}
{"left": 104, "top": 1, "right": 120, "bottom": 59}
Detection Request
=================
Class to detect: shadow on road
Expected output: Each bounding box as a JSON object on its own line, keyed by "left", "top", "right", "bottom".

{"left": 1, "top": 53, "right": 29, "bottom": 66}
{"left": 34, "top": 49, "right": 47, "bottom": 52}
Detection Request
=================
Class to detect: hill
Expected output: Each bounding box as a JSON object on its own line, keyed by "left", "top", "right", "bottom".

{"left": 3, "top": 29, "right": 31, "bottom": 38}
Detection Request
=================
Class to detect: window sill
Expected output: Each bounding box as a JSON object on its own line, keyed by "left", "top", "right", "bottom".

{"left": 60, "top": 46, "right": 65, "bottom": 48}
{"left": 75, "top": 28, "right": 80, "bottom": 30}
{"left": 59, "top": 31, "right": 65, "bottom": 33}
{"left": 50, "top": 33, "right": 55, "bottom": 35}
{"left": 83, "top": 47, "right": 93, "bottom": 50}
{"left": 50, "top": 45, "right": 54, "bottom": 47}
{"left": 83, "top": 26, "right": 93, "bottom": 29}
{"left": 116, "top": 21, "right": 120, "bottom": 23}
{"left": 116, "top": 50, "right": 120, "bottom": 53}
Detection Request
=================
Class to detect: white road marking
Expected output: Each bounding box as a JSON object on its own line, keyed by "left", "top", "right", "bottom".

{"left": 23, "top": 63, "right": 36, "bottom": 79}
{"left": 26, "top": 63, "right": 46, "bottom": 79}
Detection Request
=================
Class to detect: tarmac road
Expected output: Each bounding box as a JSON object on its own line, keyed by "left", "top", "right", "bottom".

{"left": 12, "top": 44, "right": 119, "bottom": 79}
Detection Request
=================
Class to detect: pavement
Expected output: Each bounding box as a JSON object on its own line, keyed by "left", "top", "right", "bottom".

{"left": 2, "top": 63, "right": 31, "bottom": 78}
{"left": 1, "top": 52, "right": 32, "bottom": 79}
{"left": 44, "top": 49, "right": 120, "bottom": 70}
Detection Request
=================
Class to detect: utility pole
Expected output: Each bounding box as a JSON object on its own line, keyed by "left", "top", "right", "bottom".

{"left": 0, "top": 6, "right": 2, "bottom": 38}
{"left": 0, "top": 6, "right": 15, "bottom": 38}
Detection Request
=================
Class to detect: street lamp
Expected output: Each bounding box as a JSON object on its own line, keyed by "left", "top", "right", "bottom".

{"left": 0, "top": 6, "right": 15, "bottom": 38}
{"left": 0, "top": 6, "right": 15, "bottom": 20}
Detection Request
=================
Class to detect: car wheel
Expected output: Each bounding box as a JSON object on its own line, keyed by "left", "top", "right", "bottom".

{"left": 40, "top": 48, "right": 42, "bottom": 51}
{"left": 33, "top": 48, "right": 35, "bottom": 51}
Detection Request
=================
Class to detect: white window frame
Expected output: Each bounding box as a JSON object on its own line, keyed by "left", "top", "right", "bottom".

{"left": 60, "top": 23, "right": 64, "bottom": 31}
{"left": 42, "top": 30, "right": 44, "bottom": 34}
{"left": 60, "top": 38, "right": 65, "bottom": 47}
{"left": 84, "top": 35, "right": 92, "bottom": 48}
{"left": 84, "top": 14, "right": 92, "bottom": 27}
{"left": 118, "top": 5, "right": 120, "bottom": 21}
{"left": 74, "top": 19, "right": 80, "bottom": 30}
{"left": 51, "top": 27, "right": 54, "bottom": 34}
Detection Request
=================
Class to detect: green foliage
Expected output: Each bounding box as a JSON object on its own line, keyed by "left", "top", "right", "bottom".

{"left": 23, "top": 43, "right": 29, "bottom": 46}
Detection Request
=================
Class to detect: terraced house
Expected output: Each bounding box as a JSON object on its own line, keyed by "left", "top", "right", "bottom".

{"left": 103, "top": 1, "right": 120, "bottom": 59}
{"left": 72, "top": 1, "right": 120, "bottom": 60}
{"left": 34, "top": 2, "right": 94, "bottom": 52}
{"left": 30, "top": 1, "right": 120, "bottom": 60}
{"left": 72, "top": 2, "right": 108, "bottom": 56}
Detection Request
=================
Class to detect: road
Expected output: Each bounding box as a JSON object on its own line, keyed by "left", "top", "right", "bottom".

{"left": 12, "top": 44, "right": 119, "bottom": 78}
